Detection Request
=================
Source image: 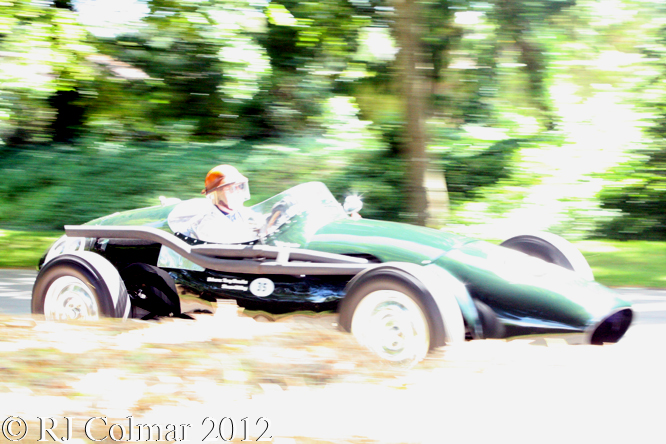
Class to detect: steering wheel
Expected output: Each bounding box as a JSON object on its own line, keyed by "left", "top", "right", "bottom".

{"left": 265, "top": 210, "right": 282, "bottom": 233}
{"left": 259, "top": 206, "right": 284, "bottom": 240}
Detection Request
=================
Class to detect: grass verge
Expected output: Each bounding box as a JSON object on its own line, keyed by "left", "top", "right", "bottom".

{"left": 575, "top": 240, "right": 666, "bottom": 288}
{"left": 0, "top": 229, "right": 62, "bottom": 269}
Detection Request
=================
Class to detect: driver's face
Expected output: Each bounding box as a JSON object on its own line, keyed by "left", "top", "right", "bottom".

{"left": 218, "top": 181, "right": 249, "bottom": 210}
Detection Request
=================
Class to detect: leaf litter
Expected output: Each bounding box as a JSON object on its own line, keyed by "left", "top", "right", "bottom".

{"left": 0, "top": 303, "right": 663, "bottom": 444}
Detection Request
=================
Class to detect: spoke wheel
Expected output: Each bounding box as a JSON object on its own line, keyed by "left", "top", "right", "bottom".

{"left": 44, "top": 276, "right": 99, "bottom": 321}
{"left": 32, "top": 252, "right": 129, "bottom": 320}
{"left": 351, "top": 289, "right": 429, "bottom": 363}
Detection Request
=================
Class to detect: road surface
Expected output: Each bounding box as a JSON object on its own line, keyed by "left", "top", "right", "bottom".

{"left": 0, "top": 269, "right": 38, "bottom": 315}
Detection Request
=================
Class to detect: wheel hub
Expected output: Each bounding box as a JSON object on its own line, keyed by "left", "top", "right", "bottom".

{"left": 44, "top": 276, "right": 99, "bottom": 321}
{"left": 352, "top": 290, "right": 429, "bottom": 363}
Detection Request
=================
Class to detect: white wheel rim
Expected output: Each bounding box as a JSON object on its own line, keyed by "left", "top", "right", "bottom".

{"left": 351, "top": 290, "right": 429, "bottom": 363}
{"left": 44, "top": 276, "right": 100, "bottom": 321}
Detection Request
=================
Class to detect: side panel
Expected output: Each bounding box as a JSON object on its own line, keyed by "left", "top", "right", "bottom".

{"left": 169, "top": 268, "right": 349, "bottom": 313}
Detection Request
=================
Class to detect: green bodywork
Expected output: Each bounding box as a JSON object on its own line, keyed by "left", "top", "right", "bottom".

{"left": 82, "top": 191, "right": 631, "bottom": 340}
{"left": 304, "top": 218, "right": 630, "bottom": 337}
{"left": 307, "top": 218, "right": 473, "bottom": 263}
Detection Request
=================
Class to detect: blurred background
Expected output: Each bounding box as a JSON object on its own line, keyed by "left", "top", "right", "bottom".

{"left": 1, "top": 0, "right": 665, "bottom": 241}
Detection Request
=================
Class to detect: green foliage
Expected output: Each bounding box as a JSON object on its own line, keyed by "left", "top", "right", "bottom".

{"left": 0, "top": 0, "right": 377, "bottom": 143}
{"left": 0, "top": 0, "right": 97, "bottom": 144}
{"left": 0, "top": 136, "right": 401, "bottom": 230}
{"left": 438, "top": 138, "right": 524, "bottom": 202}
{"left": 3, "top": 0, "right": 666, "bottom": 241}
{"left": 325, "top": 150, "right": 408, "bottom": 222}
{"left": 87, "top": 1, "right": 247, "bottom": 139}
{"left": 0, "top": 229, "right": 61, "bottom": 269}
{"left": 598, "top": 166, "right": 666, "bottom": 240}
{"left": 594, "top": 3, "right": 666, "bottom": 239}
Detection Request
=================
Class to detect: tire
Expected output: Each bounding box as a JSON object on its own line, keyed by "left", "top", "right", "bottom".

{"left": 120, "top": 263, "right": 181, "bottom": 319}
{"left": 500, "top": 232, "right": 594, "bottom": 280}
{"left": 32, "top": 252, "right": 129, "bottom": 320}
{"left": 339, "top": 264, "right": 464, "bottom": 364}
{"left": 474, "top": 299, "right": 505, "bottom": 339}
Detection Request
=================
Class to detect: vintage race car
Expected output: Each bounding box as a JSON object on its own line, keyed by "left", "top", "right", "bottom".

{"left": 32, "top": 182, "right": 633, "bottom": 363}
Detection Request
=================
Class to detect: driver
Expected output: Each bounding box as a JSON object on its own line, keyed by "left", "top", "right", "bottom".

{"left": 202, "top": 164, "right": 250, "bottom": 220}
{"left": 182, "top": 165, "right": 257, "bottom": 243}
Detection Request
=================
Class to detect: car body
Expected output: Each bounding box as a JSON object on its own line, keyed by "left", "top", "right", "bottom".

{"left": 32, "top": 182, "right": 633, "bottom": 363}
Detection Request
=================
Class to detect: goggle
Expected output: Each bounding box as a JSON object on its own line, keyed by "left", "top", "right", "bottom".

{"left": 209, "top": 180, "right": 248, "bottom": 195}
{"left": 220, "top": 181, "right": 248, "bottom": 193}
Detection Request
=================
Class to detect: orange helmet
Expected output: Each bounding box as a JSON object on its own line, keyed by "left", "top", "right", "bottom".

{"left": 202, "top": 165, "right": 247, "bottom": 195}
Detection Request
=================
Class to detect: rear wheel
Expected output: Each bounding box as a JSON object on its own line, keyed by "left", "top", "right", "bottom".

{"left": 32, "top": 252, "right": 129, "bottom": 320}
{"left": 474, "top": 299, "right": 504, "bottom": 339}
{"left": 500, "top": 232, "right": 594, "bottom": 280}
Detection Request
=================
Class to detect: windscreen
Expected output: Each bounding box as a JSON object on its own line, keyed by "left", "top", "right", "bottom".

{"left": 249, "top": 182, "right": 348, "bottom": 245}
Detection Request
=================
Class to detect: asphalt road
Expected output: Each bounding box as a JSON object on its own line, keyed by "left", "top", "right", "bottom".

{"left": 3, "top": 269, "right": 666, "bottom": 343}
{"left": 0, "top": 269, "right": 38, "bottom": 315}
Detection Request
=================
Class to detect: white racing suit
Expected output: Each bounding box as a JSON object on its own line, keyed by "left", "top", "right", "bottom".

{"left": 176, "top": 199, "right": 258, "bottom": 244}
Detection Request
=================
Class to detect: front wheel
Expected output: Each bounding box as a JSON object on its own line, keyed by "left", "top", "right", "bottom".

{"left": 350, "top": 286, "right": 431, "bottom": 363}
{"left": 32, "top": 252, "right": 129, "bottom": 320}
{"left": 339, "top": 265, "right": 464, "bottom": 365}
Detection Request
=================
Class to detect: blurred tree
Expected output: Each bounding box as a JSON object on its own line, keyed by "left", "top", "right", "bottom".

{"left": 251, "top": 0, "right": 372, "bottom": 137}
{"left": 90, "top": 0, "right": 235, "bottom": 139}
{"left": 4, "top": 0, "right": 665, "bottom": 239}
{"left": 488, "top": 0, "right": 575, "bottom": 129}
{"left": 594, "top": 2, "right": 666, "bottom": 239}
{"left": 354, "top": 0, "right": 582, "bottom": 225}
{"left": 0, "top": 0, "right": 97, "bottom": 144}
{"left": 84, "top": 0, "right": 375, "bottom": 140}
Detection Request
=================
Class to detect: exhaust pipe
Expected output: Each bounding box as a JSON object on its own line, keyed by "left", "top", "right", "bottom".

{"left": 588, "top": 308, "right": 633, "bottom": 345}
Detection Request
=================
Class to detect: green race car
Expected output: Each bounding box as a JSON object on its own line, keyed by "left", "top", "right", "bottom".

{"left": 32, "top": 182, "right": 633, "bottom": 363}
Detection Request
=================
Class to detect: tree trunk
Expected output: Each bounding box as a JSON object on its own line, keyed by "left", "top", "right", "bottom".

{"left": 425, "top": 168, "right": 450, "bottom": 226}
{"left": 394, "top": 0, "right": 429, "bottom": 226}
